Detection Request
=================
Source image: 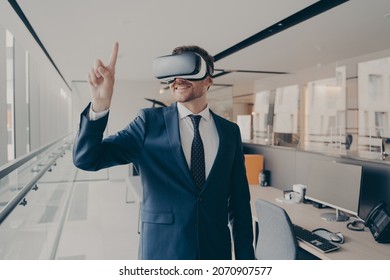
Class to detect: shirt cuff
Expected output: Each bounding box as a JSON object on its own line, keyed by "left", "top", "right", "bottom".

{"left": 89, "top": 105, "right": 109, "bottom": 121}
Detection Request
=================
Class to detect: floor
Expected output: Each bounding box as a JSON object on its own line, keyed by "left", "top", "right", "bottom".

{"left": 55, "top": 170, "right": 140, "bottom": 260}
{"left": 0, "top": 148, "right": 140, "bottom": 260}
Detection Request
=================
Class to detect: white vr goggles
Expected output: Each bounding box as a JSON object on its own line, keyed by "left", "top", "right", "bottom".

{"left": 153, "top": 52, "right": 213, "bottom": 84}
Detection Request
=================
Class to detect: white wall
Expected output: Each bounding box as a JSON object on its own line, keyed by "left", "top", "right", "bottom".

{"left": 71, "top": 80, "right": 162, "bottom": 132}
{"left": 108, "top": 81, "right": 162, "bottom": 133}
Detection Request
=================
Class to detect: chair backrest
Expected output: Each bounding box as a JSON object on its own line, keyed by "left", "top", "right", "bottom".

{"left": 255, "top": 199, "right": 298, "bottom": 260}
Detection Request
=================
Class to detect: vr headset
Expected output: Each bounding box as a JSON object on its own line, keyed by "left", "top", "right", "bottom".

{"left": 153, "top": 52, "right": 213, "bottom": 84}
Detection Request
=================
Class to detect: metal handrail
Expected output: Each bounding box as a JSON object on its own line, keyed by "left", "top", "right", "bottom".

{"left": 0, "top": 135, "right": 72, "bottom": 224}
{"left": 0, "top": 133, "right": 72, "bottom": 180}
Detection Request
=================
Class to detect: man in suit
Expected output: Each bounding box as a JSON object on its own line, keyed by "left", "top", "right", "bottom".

{"left": 73, "top": 42, "right": 255, "bottom": 260}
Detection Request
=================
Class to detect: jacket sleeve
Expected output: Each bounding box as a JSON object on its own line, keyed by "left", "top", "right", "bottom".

{"left": 73, "top": 103, "right": 146, "bottom": 171}
{"left": 228, "top": 125, "right": 255, "bottom": 260}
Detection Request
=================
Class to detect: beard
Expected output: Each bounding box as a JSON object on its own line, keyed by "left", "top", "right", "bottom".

{"left": 170, "top": 80, "right": 206, "bottom": 103}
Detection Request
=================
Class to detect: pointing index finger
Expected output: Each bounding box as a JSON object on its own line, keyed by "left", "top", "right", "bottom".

{"left": 108, "top": 41, "right": 119, "bottom": 69}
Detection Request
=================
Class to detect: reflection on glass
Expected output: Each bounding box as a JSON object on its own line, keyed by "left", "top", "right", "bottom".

{"left": 304, "top": 67, "right": 346, "bottom": 152}
{"left": 358, "top": 56, "right": 390, "bottom": 160}
{"left": 6, "top": 30, "right": 15, "bottom": 161}
{"left": 273, "top": 85, "right": 299, "bottom": 134}
{"left": 253, "top": 90, "right": 271, "bottom": 144}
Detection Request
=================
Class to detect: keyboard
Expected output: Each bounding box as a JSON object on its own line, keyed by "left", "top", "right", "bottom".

{"left": 293, "top": 224, "right": 340, "bottom": 253}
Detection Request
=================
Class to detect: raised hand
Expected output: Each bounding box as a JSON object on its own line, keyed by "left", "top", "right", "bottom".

{"left": 88, "top": 41, "right": 119, "bottom": 112}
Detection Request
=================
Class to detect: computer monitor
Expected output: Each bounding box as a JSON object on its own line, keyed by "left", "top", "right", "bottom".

{"left": 305, "top": 159, "right": 363, "bottom": 222}
{"left": 358, "top": 165, "right": 390, "bottom": 221}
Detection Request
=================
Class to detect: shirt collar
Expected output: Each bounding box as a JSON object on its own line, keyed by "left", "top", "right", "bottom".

{"left": 177, "top": 102, "right": 211, "bottom": 121}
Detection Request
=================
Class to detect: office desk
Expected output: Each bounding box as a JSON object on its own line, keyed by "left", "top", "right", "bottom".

{"left": 249, "top": 185, "right": 390, "bottom": 260}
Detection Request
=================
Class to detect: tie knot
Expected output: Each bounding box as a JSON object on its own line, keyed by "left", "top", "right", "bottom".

{"left": 189, "top": 115, "right": 202, "bottom": 130}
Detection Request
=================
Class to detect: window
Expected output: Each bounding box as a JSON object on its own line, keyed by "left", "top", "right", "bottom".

{"left": 6, "top": 30, "right": 15, "bottom": 161}
{"left": 26, "top": 51, "right": 30, "bottom": 153}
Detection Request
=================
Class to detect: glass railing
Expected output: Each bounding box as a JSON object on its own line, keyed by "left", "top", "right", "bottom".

{"left": 0, "top": 134, "right": 77, "bottom": 259}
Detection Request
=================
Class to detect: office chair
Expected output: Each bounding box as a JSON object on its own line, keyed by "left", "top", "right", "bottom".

{"left": 255, "top": 199, "right": 298, "bottom": 260}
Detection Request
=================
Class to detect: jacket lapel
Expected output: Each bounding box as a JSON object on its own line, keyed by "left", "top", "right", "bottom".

{"left": 203, "top": 111, "right": 232, "bottom": 191}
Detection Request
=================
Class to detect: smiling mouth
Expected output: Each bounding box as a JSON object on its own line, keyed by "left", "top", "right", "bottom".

{"left": 175, "top": 85, "right": 190, "bottom": 89}
{"left": 173, "top": 83, "right": 192, "bottom": 90}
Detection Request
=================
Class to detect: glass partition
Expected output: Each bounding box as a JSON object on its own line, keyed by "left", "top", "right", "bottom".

{"left": 252, "top": 90, "right": 272, "bottom": 144}
{"left": 242, "top": 54, "right": 390, "bottom": 164}
{"left": 358, "top": 56, "right": 390, "bottom": 160}
{"left": 0, "top": 136, "right": 75, "bottom": 259}
{"left": 303, "top": 66, "right": 347, "bottom": 152}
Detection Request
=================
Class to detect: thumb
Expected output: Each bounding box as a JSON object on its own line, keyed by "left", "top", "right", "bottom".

{"left": 97, "top": 66, "right": 110, "bottom": 78}
{"left": 98, "top": 66, "right": 108, "bottom": 77}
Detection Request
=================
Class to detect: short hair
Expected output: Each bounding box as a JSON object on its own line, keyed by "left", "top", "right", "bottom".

{"left": 172, "top": 45, "right": 214, "bottom": 76}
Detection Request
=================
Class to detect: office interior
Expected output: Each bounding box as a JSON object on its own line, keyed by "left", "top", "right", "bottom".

{"left": 1, "top": 0, "right": 390, "bottom": 259}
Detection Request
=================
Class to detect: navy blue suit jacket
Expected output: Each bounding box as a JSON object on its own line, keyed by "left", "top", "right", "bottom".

{"left": 73, "top": 102, "right": 255, "bottom": 260}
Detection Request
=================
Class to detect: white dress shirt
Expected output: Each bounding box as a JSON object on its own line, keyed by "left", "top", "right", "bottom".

{"left": 89, "top": 102, "right": 219, "bottom": 178}
{"left": 89, "top": 105, "right": 109, "bottom": 120}
{"left": 176, "top": 102, "right": 219, "bottom": 178}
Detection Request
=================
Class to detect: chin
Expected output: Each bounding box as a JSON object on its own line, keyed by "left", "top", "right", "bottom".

{"left": 172, "top": 92, "right": 189, "bottom": 102}
{"left": 172, "top": 91, "right": 204, "bottom": 103}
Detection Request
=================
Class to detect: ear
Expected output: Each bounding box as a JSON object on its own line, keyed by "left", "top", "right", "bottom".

{"left": 206, "top": 76, "right": 213, "bottom": 89}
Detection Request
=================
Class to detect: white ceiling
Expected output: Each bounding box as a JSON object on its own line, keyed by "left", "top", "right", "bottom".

{"left": 15, "top": 0, "right": 390, "bottom": 92}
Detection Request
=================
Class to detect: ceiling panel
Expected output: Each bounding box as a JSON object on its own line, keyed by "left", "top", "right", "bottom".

{"left": 13, "top": 0, "right": 390, "bottom": 90}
